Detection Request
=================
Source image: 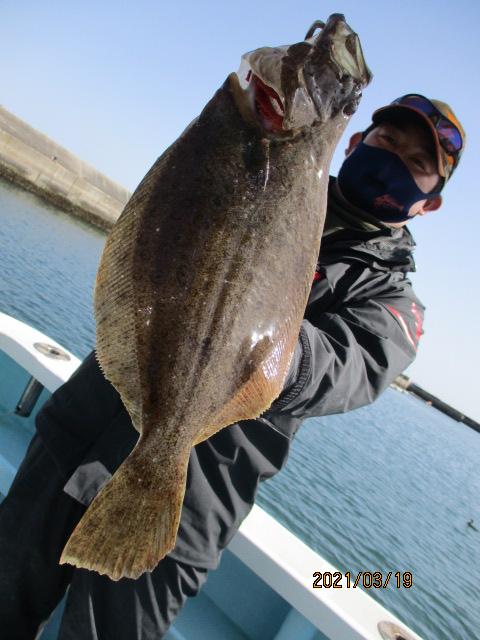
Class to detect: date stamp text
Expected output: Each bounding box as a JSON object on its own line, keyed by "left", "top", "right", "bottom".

{"left": 312, "top": 571, "right": 413, "bottom": 589}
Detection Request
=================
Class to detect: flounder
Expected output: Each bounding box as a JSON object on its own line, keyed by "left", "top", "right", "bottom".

{"left": 60, "top": 14, "right": 372, "bottom": 581}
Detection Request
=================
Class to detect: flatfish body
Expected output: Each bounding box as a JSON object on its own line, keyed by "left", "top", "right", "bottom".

{"left": 60, "top": 14, "right": 371, "bottom": 580}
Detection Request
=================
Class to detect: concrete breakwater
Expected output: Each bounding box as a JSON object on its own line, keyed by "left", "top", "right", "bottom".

{"left": 0, "top": 105, "right": 130, "bottom": 231}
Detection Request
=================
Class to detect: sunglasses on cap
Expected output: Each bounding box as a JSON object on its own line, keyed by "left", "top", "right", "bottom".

{"left": 391, "top": 94, "right": 463, "bottom": 160}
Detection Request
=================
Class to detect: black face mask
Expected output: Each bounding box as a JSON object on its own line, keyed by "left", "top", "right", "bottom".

{"left": 337, "top": 142, "right": 441, "bottom": 223}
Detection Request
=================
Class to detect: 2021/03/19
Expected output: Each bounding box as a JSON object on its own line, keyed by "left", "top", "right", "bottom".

{"left": 312, "top": 571, "right": 413, "bottom": 589}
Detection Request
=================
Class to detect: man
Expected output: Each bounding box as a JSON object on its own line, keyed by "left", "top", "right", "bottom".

{"left": 0, "top": 94, "right": 465, "bottom": 639}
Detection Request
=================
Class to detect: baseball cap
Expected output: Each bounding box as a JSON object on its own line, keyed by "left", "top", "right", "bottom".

{"left": 372, "top": 94, "right": 466, "bottom": 183}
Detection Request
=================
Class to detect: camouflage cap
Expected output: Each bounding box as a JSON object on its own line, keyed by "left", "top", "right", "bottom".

{"left": 372, "top": 94, "right": 466, "bottom": 183}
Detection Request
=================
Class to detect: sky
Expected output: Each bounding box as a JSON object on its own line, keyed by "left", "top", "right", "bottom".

{"left": 2, "top": 0, "right": 479, "bottom": 421}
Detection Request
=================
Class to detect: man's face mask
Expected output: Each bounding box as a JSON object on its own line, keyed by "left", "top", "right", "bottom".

{"left": 337, "top": 141, "right": 442, "bottom": 223}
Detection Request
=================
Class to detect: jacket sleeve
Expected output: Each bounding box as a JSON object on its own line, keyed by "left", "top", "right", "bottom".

{"left": 269, "top": 292, "right": 424, "bottom": 419}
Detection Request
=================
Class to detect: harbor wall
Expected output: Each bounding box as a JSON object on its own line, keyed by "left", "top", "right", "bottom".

{"left": 0, "top": 106, "right": 130, "bottom": 231}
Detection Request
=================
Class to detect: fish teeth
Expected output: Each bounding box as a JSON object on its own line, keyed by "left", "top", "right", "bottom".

{"left": 270, "top": 94, "right": 284, "bottom": 116}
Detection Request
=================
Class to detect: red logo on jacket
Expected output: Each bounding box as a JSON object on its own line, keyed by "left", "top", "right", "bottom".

{"left": 385, "top": 302, "right": 423, "bottom": 351}
{"left": 411, "top": 302, "right": 423, "bottom": 342}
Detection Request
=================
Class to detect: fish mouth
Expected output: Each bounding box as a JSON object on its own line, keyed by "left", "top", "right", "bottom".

{"left": 236, "top": 13, "right": 372, "bottom": 134}
{"left": 246, "top": 70, "right": 285, "bottom": 133}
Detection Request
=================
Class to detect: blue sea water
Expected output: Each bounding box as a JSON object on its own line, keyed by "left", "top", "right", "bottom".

{"left": 1, "top": 178, "right": 479, "bottom": 640}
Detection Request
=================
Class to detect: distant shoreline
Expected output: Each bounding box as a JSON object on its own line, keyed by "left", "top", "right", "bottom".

{"left": 0, "top": 105, "right": 130, "bottom": 232}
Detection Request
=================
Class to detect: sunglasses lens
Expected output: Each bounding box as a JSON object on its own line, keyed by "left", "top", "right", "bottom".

{"left": 436, "top": 121, "right": 463, "bottom": 155}
{"left": 395, "top": 95, "right": 462, "bottom": 155}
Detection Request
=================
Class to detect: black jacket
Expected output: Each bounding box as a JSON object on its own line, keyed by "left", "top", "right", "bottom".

{"left": 36, "top": 181, "right": 425, "bottom": 570}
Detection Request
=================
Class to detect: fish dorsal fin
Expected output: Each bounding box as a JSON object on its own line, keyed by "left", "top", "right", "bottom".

{"left": 94, "top": 181, "right": 154, "bottom": 432}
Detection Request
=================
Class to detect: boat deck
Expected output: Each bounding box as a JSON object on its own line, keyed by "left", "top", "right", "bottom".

{"left": 0, "top": 312, "right": 422, "bottom": 640}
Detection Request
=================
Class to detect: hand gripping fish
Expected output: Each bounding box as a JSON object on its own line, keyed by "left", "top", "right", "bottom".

{"left": 60, "top": 14, "right": 371, "bottom": 580}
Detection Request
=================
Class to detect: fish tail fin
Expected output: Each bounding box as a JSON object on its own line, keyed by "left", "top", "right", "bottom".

{"left": 60, "top": 444, "right": 189, "bottom": 581}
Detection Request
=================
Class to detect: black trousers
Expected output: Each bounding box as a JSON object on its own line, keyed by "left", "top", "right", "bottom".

{"left": 0, "top": 433, "right": 209, "bottom": 640}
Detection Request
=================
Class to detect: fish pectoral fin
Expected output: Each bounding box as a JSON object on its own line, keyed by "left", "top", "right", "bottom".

{"left": 60, "top": 441, "right": 190, "bottom": 581}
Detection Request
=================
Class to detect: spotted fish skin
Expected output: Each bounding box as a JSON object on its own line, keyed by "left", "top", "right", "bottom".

{"left": 60, "top": 14, "right": 371, "bottom": 581}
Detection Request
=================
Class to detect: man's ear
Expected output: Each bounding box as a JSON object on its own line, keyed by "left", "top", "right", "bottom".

{"left": 345, "top": 131, "right": 363, "bottom": 156}
{"left": 419, "top": 195, "right": 442, "bottom": 214}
